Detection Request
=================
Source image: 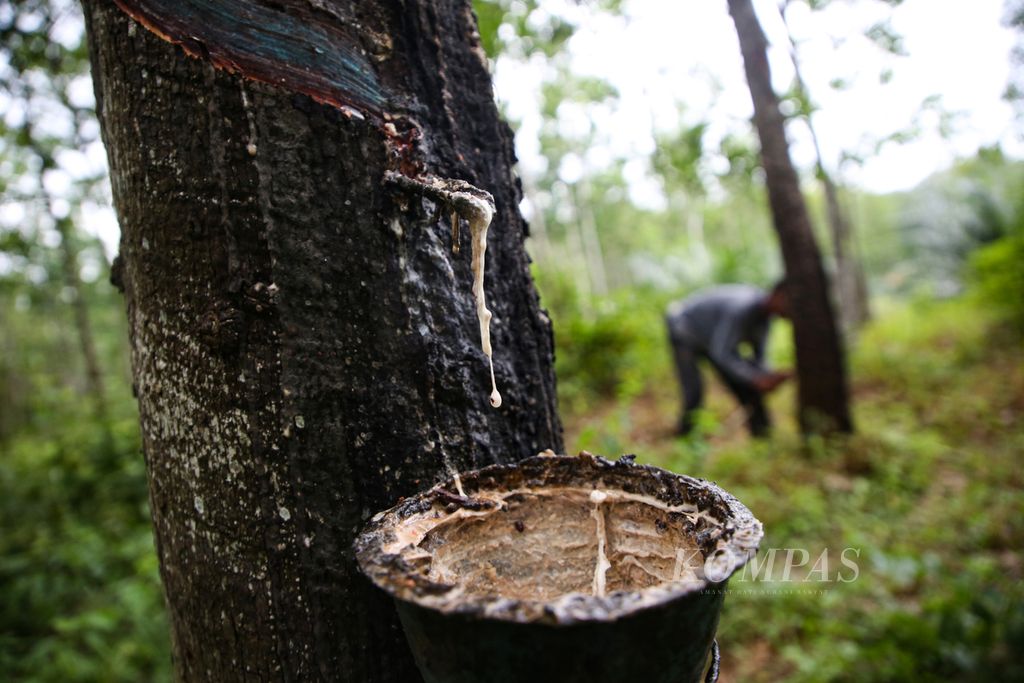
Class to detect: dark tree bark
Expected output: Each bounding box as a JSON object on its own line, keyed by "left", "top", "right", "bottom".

{"left": 727, "top": 0, "right": 853, "bottom": 434}
{"left": 83, "top": 1, "right": 563, "bottom": 681}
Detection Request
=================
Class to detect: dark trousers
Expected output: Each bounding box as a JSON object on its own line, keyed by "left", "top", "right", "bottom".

{"left": 669, "top": 335, "right": 770, "bottom": 437}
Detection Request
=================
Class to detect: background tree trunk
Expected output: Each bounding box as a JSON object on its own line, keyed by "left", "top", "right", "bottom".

{"left": 778, "top": 0, "right": 871, "bottom": 335}
{"left": 83, "top": 1, "right": 563, "bottom": 681}
{"left": 56, "top": 214, "right": 109, "bottom": 422}
{"left": 821, "top": 173, "right": 871, "bottom": 332}
{"left": 26, "top": 129, "right": 110, "bottom": 423}
{"left": 727, "top": 0, "right": 853, "bottom": 434}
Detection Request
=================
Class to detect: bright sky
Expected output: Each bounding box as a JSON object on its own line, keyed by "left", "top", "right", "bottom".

{"left": 493, "top": 0, "right": 1022, "bottom": 208}
{"left": 62, "top": 0, "right": 1022, "bottom": 256}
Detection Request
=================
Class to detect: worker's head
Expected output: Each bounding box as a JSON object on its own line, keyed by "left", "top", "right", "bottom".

{"left": 764, "top": 279, "right": 790, "bottom": 318}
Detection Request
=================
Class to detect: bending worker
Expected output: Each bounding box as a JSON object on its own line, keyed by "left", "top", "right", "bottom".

{"left": 665, "top": 281, "right": 792, "bottom": 437}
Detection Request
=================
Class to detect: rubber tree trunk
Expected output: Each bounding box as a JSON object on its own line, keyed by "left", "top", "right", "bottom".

{"left": 82, "top": 1, "right": 563, "bottom": 681}
{"left": 727, "top": 0, "right": 853, "bottom": 434}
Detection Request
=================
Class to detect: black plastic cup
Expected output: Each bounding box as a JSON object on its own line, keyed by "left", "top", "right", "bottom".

{"left": 355, "top": 453, "right": 762, "bottom": 683}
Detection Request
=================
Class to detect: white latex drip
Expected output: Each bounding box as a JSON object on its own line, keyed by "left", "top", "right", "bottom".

{"left": 383, "top": 171, "right": 504, "bottom": 409}
{"left": 455, "top": 192, "right": 502, "bottom": 408}
{"left": 590, "top": 490, "right": 611, "bottom": 597}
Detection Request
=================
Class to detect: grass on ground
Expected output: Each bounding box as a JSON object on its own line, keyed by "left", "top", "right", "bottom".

{"left": 559, "top": 296, "right": 1024, "bottom": 682}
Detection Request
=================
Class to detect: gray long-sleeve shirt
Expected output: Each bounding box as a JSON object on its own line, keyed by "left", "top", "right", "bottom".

{"left": 665, "top": 284, "right": 772, "bottom": 388}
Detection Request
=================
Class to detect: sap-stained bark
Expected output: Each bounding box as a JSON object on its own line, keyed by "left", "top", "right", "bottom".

{"left": 83, "top": 1, "right": 562, "bottom": 680}
{"left": 727, "top": 0, "right": 853, "bottom": 433}
{"left": 111, "top": 0, "right": 389, "bottom": 117}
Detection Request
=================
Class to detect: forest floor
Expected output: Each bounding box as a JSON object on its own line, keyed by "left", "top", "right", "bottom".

{"left": 4, "top": 290, "right": 1021, "bottom": 682}
{"left": 561, "top": 297, "right": 1024, "bottom": 681}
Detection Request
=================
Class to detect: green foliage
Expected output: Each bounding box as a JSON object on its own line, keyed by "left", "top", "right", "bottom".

{"left": 890, "top": 149, "right": 1024, "bottom": 293}
{"left": 781, "top": 81, "right": 816, "bottom": 121}
{"left": 1, "top": 3, "right": 171, "bottom": 678}
{"left": 717, "top": 132, "right": 763, "bottom": 185}
{"left": 864, "top": 19, "right": 908, "bottom": 56}
{"left": 535, "top": 266, "right": 673, "bottom": 415}
{"left": 855, "top": 297, "right": 992, "bottom": 398}
{"left": 1005, "top": 0, "right": 1024, "bottom": 122}
{"left": 556, "top": 295, "right": 1024, "bottom": 681}
{"left": 0, "top": 230, "right": 170, "bottom": 680}
{"left": 540, "top": 72, "right": 618, "bottom": 119}
{"left": 0, "top": 389, "right": 171, "bottom": 681}
{"left": 969, "top": 202, "right": 1024, "bottom": 332}
{"left": 653, "top": 122, "right": 708, "bottom": 197}
{"left": 472, "top": 0, "right": 576, "bottom": 59}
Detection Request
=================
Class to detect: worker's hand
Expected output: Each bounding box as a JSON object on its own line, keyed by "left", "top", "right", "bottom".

{"left": 753, "top": 370, "right": 792, "bottom": 394}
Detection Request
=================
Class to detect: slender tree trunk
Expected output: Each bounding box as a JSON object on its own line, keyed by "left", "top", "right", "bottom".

{"left": 563, "top": 193, "right": 594, "bottom": 316}
{"left": 821, "top": 174, "right": 870, "bottom": 332}
{"left": 727, "top": 0, "right": 852, "bottom": 434}
{"left": 522, "top": 176, "right": 553, "bottom": 264}
{"left": 573, "top": 180, "right": 609, "bottom": 297}
{"left": 777, "top": 2, "right": 870, "bottom": 334}
{"left": 851, "top": 227, "right": 871, "bottom": 326}
{"left": 83, "top": 1, "right": 563, "bottom": 681}
{"left": 55, "top": 216, "right": 109, "bottom": 421}
{"left": 27, "top": 131, "right": 110, "bottom": 422}
{"left": 0, "top": 307, "right": 20, "bottom": 441}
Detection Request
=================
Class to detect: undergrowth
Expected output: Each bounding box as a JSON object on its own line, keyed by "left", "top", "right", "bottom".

{"left": 553, "top": 292, "right": 1024, "bottom": 682}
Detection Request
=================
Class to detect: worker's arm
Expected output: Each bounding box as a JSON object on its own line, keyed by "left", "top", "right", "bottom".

{"left": 752, "top": 321, "right": 767, "bottom": 365}
{"left": 750, "top": 318, "right": 792, "bottom": 392}
{"left": 709, "top": 315, "right": 790, "bottom": 394}
{"left": 707, "top": 316, "right": 768, "bottom": 388}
